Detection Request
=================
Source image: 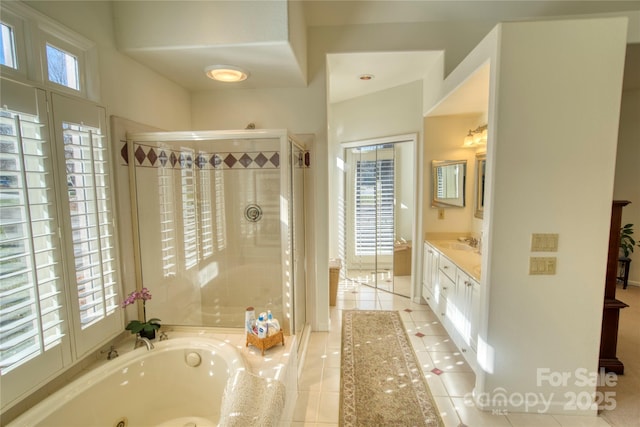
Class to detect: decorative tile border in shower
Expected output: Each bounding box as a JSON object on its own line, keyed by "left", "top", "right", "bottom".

{"left": 122, "top": 142, "right": 280, "bottom": 169}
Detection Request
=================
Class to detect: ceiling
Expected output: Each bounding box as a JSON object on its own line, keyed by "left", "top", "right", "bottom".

{"left": 114, "top": 1, "right": 640, "bottom": 101}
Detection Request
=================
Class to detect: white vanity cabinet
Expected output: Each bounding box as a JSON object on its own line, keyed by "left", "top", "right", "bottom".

{"left": 421, "top": 242, "right": 439, "bottom": 304}
{"left": 422, "top": 240, "right": 481, "bottom": 372}
{"left": 455, "top": 270, "right": 480, "bottom": 353}
{"left": 436, "top": 255, "right": 457, "bottom": 326}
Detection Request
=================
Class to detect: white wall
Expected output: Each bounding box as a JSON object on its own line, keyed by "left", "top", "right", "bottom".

{"left": 329, "top": 80, "right": 423, "bottom": 260}
{"left": 423, "top": 114, "right": 485, "bottom": 236}
{"left": 24, "top": 1, "right": 191, "bottom": 131}
{"left": 614, "top": 89, "right": 640, "bottom": 286}
{"left": 481, "top": 17, "right": 628, "bottom": 414}
{"left": 190, "top": 20, "right": 498, "bottom": 329}
{"left": 21, "top": 0, "right": 192, "bottom": 338}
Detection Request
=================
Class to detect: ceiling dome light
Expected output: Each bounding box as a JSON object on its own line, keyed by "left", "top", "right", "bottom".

{"left": 204, "top": 65, "right": 249, "bottom": 82}
{"left": 359, "top": 74, "right": 374, "bottom": 81}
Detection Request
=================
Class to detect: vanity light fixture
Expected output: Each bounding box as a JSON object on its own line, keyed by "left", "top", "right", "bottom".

{"left": 463, "top": 125, "right": 488, "bottom": 147}
{"left": 204, "top": 65, "right": 249, "bottom": 82}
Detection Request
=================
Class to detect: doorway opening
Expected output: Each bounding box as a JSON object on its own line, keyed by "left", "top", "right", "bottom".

{"left": 341, "top": 134, "right": 417, "bottom": 297}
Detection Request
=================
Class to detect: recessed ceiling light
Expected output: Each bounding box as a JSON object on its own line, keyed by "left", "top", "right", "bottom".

{"left": 359, "top": 74, "right": 374, "bottom": 81}
{"left": 204, "top": 65, "right": 249, "bottom": 82}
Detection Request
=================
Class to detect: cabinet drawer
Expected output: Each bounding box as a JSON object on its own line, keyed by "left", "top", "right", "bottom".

{"left": 438, "top": 270, "right": 454, "bottom": 299}
{"left": 439, "top": 255, "right": 456, "bottom": 281}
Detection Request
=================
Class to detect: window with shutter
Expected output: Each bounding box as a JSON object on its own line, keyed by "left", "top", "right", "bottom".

{"left": 0, "top": 4, "right": 115, "bottom": 411}
{"left": 50, "top": 93, "right": 122, "bottom": 358}
{"left": 354, "top": 154, "right": 394, "bottom": 257}
{"left": 181, "top": 149, "right": 198, "bottom": 269}
{"left": 61, "top": 121, "right": 118, "bottom": 328}
{"left": 0, "top": 94, "right": 66, "bottom": 375}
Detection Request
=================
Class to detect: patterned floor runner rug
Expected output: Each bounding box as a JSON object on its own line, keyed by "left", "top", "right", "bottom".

{"left": 340, "top": 310, "right": 444, "bottom": 426}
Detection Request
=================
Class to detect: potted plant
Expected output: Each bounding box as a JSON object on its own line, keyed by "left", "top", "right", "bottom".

{"left": 121, "top": 287, "right": 161, "bottom": 340}
{"left": 620, "top": 223, "right": 638, "bottom": 259}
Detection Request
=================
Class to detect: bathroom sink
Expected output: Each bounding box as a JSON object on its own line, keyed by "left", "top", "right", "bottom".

{"left": 435, "top": 241, "right": 476, "bottom": 252}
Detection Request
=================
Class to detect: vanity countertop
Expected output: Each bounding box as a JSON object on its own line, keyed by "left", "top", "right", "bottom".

{"left": 427, "top": 239, "right": 482, "bottom": 282}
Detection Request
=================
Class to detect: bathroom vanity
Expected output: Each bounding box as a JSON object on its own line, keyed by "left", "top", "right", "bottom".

{"left": 422, "top": 239, "right": 481, "bottom": 372}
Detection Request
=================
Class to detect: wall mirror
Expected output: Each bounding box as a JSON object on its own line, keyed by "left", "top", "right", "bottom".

{"left": 432, "top": 159, "right": 466, "bottom": 208}
{"left": 475, "top": 153, "right": 486, "bottom": 219}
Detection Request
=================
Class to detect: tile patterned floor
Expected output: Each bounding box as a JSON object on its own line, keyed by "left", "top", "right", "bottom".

{"left": 291, "top": 279, "right": 632, "bottom": 427}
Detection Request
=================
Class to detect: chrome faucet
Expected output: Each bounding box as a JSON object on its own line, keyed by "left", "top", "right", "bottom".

{"left": 464, "top": 237, "right": 479, "bottom": 248}
{"left": 134, "top": 336, "right": 154, "bottom": 350}
{"left": 101, "top": 345, "right": 119, "bottom": 360}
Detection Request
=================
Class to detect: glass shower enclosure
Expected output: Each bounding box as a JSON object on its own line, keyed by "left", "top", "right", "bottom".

{"left": 127, "top": 129, "right": 306, "bottom": 335}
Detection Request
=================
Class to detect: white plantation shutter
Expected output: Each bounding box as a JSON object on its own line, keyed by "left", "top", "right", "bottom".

{"left": 180, "top": 149, "right": 198, "bottom": 269}
{"left": 354, "top": 148, "right": 394, "bottom": 257}
{"left": 0, "top": 87, "right": 66, "bottom": 374}
{"left": 158, "top": 160, "right": 177, "bottom": 278}
{"left": 50, "top": 93, "right": 121, "bottom": 357}
{"left": 197, "top": 164, "right": 213, "bottom": 258}
{"left": 0, "top": 79, "right": 73, "bottom": 407}
{"left": 62, "top": 123, "right": 118, "bottom": 327}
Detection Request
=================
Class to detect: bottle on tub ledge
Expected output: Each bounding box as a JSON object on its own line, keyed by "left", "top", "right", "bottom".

{"left": 256, "top": 313, "right": 268, "bottom": 338}
{"left": 267, "top": 310, "right": 281, "bottom": 336}
{"left": 246, "top": 307, "right": 281, "bottom": 338}
{"left": 245, "top": 306, "right": 256, "bottom": 334}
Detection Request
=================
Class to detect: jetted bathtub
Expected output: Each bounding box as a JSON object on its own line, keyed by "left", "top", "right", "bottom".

{"left": 7, "top": 337, "right": 284, "bottom": 427}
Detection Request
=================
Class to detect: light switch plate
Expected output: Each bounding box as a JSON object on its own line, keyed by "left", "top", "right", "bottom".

{"left": 531, "top": 233, "right": 559, "bottom": 252}
{"left": 529, "top": 257, "right": 557, "bottom": 275}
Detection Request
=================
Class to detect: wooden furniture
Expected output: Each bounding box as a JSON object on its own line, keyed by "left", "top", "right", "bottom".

{"left": 393, "top": 242, "right": 412, "bottom": 276}
{"left": 246, "top": 330, "right": 285, "bottom": 356}
{"left": 618, "top": 257, "right": 631, "bottom": 289}
{"left": 598, "top": 200, "right": 630, "bottom": 374}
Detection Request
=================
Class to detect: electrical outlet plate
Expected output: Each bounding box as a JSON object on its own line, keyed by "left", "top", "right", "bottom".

{"left": 529, "top": 257, "right": 557, "bottom": 275}
{"left": 531, "top": 233, "right": 559, "bottom": 252}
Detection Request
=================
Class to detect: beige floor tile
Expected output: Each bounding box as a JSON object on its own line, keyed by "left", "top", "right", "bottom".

{"left": 428, "top": 351, "right": 473, "bottom": 373}
{"left": 407, "top": 332, "right": 429, "bottom": 350}
{"left": 316, "top": 392, "right": 340, "bottom": 423}
{"left": 412, "top": 319, "right": 448, "bottom": 335}
{"left": 411, "top": 310, "right": 440, "bottom": 322}
{"left": 507, "top": 412, "right": 563, "bottom": 426}
{"left": 552, "top": 414, "right": 613, "bottom": 427}
{"left": 433, "top": 396, "right": 463, "bottom": 427}
{"left": 293, "top": 390, "right": 320, "bottom": 422}
{"left": 439, "top": 371, "right": 476, "bottom": 397}
{"left": 450, "top": 396, "right": 512, "bottom": 426}
{"left": 421, "top": 334, "right": 460, "bottom": 352}
{"left": 323, "top": 349, "right": 341, "bottom": 368}
{"left": 355, "top": 299, "right": 379, "bottom": 310}
{"left": 321, "top": 367, "right": 341, "bottom": 392}
{"left": 299, "top": 360, "right": 323, "bottom": 391}
{"left": 377, "top": 299, "right": 398, "bottom": 310}
{"left": 424, "top": 372, "right": 450, "bottom": 397}
{"left": 298, "top": 279, "right": 639, "bottom": 427}
{"left": 415, "top": 349, "right": 436, "bottom": 372}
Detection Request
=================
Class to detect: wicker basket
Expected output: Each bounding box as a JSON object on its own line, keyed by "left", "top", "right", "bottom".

{"left": 329, "top": 266, "right": 340, "bottom": 306}
{"left": 246, "top": 330, "right": 285, "bottom": 356}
